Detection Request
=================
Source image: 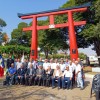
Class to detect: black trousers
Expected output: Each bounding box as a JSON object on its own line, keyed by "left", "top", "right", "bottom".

{"left": 25, "top": 75, "right": 35, "bottom": 85}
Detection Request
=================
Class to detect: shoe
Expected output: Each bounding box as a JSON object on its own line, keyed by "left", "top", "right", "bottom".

{"left": 67, "top": 87, "right": 69, "bottom": 90}
{"left": 80, "top": 87, "right": 84, "bottom": 90}
{"left": 77, "top": 86, "right": 80, "bottom": 88}
{"left": 52, "top": 86, "right": 55, "bottom": 89}
{"left": 58, "top": 87, "right": 61, "bottom": 90}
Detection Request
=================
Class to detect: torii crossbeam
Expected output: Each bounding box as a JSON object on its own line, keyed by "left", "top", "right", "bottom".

{"left": 18, "top": 2, "right": 91, "bottom": 60}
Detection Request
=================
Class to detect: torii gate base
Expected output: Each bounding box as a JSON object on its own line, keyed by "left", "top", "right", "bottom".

{"left": 18, "top": 3, "right": 90, "bottom": 60}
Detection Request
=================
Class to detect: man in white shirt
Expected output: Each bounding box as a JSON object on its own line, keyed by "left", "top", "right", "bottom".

{"left": 16, "top": 59, "right": 22, "bottom": 70}
{"left": 52, "top": 65, "right": 62, "bottom": 89}
{"left": 75, "top": 61, "right": 84, "bottom": 90}
{"left": 28, "top": 58, "right": 34, "bottom": 68}
{"left": 59, "top": 59, "right": 66, "bottom": 72}
{"left": 49, "top": 59, "right": 54, "bottom": 70}
{"left": 62, "top": 66, "right": 72, "bottom": 89}
{"left": 77, "top": 58, "right": 85, "bottom": 86}
{"left": 53, "top": 59, "right": 60, "bottom": 70}
{"left": 43, "top": 59, "right": 50, "bottom": 71}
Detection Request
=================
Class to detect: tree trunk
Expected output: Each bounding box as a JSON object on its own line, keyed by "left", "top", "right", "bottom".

{"left": 44, "top": 49, "right": 48, "bottom": 59}
{"left": 94, "top": 38, "right": 100, "bottom": 66}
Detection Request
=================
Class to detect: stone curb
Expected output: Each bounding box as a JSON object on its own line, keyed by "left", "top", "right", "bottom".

{"left": 85, "top": 73, "right": 94, "bottom": 79}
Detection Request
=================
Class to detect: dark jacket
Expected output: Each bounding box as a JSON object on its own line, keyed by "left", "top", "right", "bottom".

{"left": 26, "top": 68, "right": 36, "bottom": 76}
{"left": 36, "top": 68, "right": 45, "bottom": 78}
{"left": 46, "top": 70, "right": 53, "bottom": 79}
{"left": 17, "top": 68, "right": 25, "bottom": 76}
{"left": 7, "top": 58, "right": 14, "bottom": 69}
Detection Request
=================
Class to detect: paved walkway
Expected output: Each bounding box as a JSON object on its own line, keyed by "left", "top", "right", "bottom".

{"left": 0, "top": 77, "right": 96, "bottom": 100}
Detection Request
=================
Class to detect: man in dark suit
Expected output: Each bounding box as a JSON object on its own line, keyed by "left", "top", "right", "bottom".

{"left": 15, "top": 64, "right": 25, "bottom": 85}
{"left": 45, "top": 66, "right": 53, "bottom": 86}
{"left": 34, "top": 65, "right": 45, "bottom": 86}
{"left": 25, "top": 63, "right": 36, "bottom": 85}
{"left": 6, "top": 55, "right": 14, "bottom": 69}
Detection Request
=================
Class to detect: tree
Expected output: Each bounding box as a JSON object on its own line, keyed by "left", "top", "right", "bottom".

{"left": 0, "top": 18, "right": 7, "bottom": 44}
{"left": 0, "top": 18, "right": 6, "bottom": 32}
{"left": 11, "top": 22, "right": 31, "bottom": 46}
{"left": 74, "top": 0, "right": 100, "bottom": 66}
{"left": 38, "top": 20, "right": 68, "bottom": 58}
{"left": 60, "top": 0, "right": 100, "bottom": 65}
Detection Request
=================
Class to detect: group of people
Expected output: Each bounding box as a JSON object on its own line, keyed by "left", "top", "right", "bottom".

{"left": 5, "top": 55, "right": 85, "bottom": 90}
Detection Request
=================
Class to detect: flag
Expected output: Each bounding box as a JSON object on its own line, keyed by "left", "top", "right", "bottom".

{"left": 21, "top": 53, "right": 25, "bottom": 63}
{"left": 0, "top": 55, "right": 4, "bottom": 77}
{"left": 0, "top": 55, "right": 5, "bottom": 68}
{"left": 12, "top": 55, "right": 14, "bottom": 60}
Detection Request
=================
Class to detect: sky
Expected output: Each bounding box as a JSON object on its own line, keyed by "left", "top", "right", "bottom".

{"left": 0, "top": 0, "right": 96, "bottom": 56}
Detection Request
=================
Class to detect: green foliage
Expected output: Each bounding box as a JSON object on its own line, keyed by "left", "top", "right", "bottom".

{"left": 0, "top": 18, "right": 6, "bottom": 29}
{"left": 0, "top": 45, "right": 30, "bottom": 55}
{"left": 11, "top": 22, "right": 31, "bottom": 46}
{"left": 38, "top": 20, "right": 68, "bottom": 58}
{"left": 0, "top": 18, "right": 7, "bottom": 44}
{"left": 79, "top": 52, "right": 87, "bottom": 60}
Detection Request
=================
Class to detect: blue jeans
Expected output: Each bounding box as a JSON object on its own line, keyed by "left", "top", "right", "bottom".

{"left": 52, "top": 77, "right": 61, "bottom": 87}
{"left": 62, "top": 77, "right": 71, "bottom": 88}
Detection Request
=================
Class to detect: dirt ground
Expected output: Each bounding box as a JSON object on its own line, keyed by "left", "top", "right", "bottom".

{"left": 0, "top": 77, "right": 96, "bottom": 100}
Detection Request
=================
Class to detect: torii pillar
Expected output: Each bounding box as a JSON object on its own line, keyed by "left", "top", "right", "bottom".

{"left": 18, "top": 2, "right": 91, "bottom": 60}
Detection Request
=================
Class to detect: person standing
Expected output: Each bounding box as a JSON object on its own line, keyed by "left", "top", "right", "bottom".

{"left": 38, "top": 58, "right": 43, "bottom": 66}
{"left": 6, "top": 55, "right": 14, "bottom": 69}
{"left": 75, "top": 61, "right": 84, "bottom": 90}
{"left": 77, "top": 58, "right": 85, "bottom": 86}
{"left": 59, "top": 59, "right": 66, "bottom": 73}
{"left": 16, "top": 59, "right": 22, "bottom": 70}
{"left": 43, "top": 59, "right": 50, "bottom": 71}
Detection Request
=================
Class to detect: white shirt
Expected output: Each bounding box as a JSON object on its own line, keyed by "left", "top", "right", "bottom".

{"left": 53, "top": 63, "right": 60, "bottom": 70}
{"left": 75, "top": 64, "right": 82, "bottom": 77}
{"left": 49, "top": 63, "right": 54, "bottom": 69}
{"left": 29, "top": 68, "right": 33, "bottom": 75}
{"left": 28, "top": 62, "right": 34, "bottom": 68}
{"left": 16, "top": 62, "right": 22, "bottom": 70}
{"left": 69, "top": 63, "right": 75, "bottom": 72}
{"left": 43, "top": 62, "right": 50, "bottom": 70}
{"left": 63, "top": 70, "right": 73, "bottom": 78}
{"left": 33, "top": 61, "right": 38, "bottom": 69}
{"left": 55, "top": 70, "right": 60, "bottom": 76}
{"left": 60, "top": 63, "right": 66, "bottom": 72}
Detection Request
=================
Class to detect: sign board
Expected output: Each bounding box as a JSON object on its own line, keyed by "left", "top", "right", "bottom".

{"left": 49, "top": 24, "right": 55, "bottom": 28}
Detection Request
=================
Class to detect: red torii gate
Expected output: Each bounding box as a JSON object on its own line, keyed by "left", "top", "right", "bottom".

{"left": 18, "top": 2, "right": 91, "bottom": 60}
